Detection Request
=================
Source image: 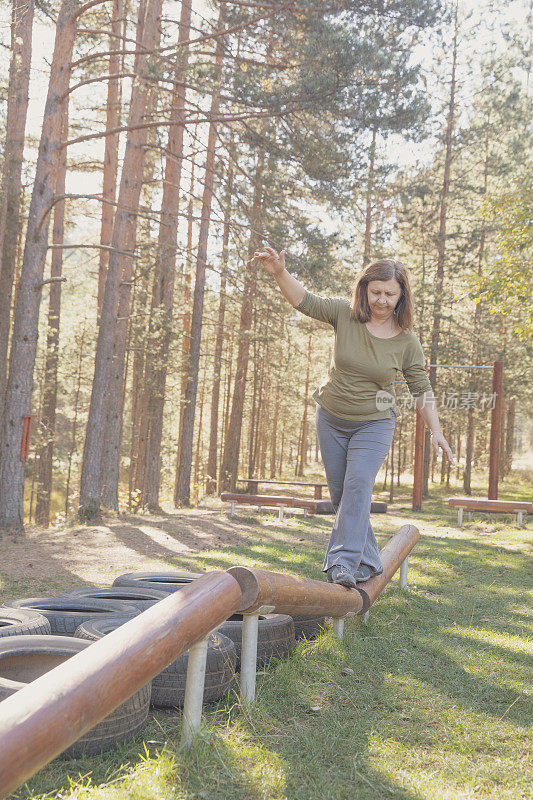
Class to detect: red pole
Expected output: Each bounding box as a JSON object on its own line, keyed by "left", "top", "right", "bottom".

{"left": 488, "top": 360, "right": 504, "bottom": 499}
{"left": 20, "top": 415, "right": 32, "bottom": 461}
{"left": 412, "top": 408, "right": 425, "bottom": 511}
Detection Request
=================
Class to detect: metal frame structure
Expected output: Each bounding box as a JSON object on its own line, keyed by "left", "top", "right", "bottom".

{"left": 412, "top": 360, "right": 504, "bottom": 510}
{"left": 0, "top": 524, "right": 419, "bottom": 797}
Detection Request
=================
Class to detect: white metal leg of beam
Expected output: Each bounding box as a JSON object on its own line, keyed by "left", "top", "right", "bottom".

{"left": 517, "top": 511, "right": 524, "bottom": 526}
{"left": 240, "top": 613, "right": 259, "bottom": 707}
{"left": 279, "top": 505, "right": 284, "bottom": 521}
{"left": 331, "top": 617, "right": 345, "bottom": 638}
{"left": 181, "top": 636, "right": 209, "bottom": 747}
{"left": 457, "top": 508, "right": 463, "bottom": 527}
{"left": 230, "top": 502, "right": 235, "bottom": 518}
{"left": 400, "top": 556, "right": 409, "bottom": 590}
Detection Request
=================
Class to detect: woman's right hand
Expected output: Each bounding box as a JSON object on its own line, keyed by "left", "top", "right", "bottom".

{"left": 252, "top": 245, "right": 286, "bottom": 277}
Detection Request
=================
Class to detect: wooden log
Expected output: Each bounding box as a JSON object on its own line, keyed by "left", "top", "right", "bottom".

{"left": 448, "top": 498, "right": 532, "bottom": 512}
{"left": 354, "top": 524, "right": 420, "bottom": 613}
{"left": 221, "top": 492, "right": 295, "bottom": 507}
{"left": 227, "top": 566, "right": 363, "bottom": 618}
{"left": 0, "top": 572, "right": 242, "bottom": 797}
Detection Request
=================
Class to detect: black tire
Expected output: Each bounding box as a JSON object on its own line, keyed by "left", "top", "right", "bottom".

{"left": 3, "top": 597, "right": 136, "bottom": 635}
{"left": 61, "top": 586, "right": 170, "bottom": 612}
{"left": 0, "top": 635, "right": 151, "bottom": 758}
{"left": 75, "top": 617, "right": 237, "bottom": 708}
{"left": 0, "top": 608, "right": 51, "bottom": 637}
{"left": 291, "top": 615, "right": 326, "bottom": 640}
{"left": 112, "top": 571, "right": 202, "bottom": 593}
{"left": 218, "top": 613, "right": 295, "bottom": 667}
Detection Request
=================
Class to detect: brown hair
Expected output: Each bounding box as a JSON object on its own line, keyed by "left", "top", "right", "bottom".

{"left": 350, "top": 259, "right": 414, "bottom": 330}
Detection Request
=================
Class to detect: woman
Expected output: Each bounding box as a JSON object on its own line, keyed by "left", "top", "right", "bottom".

{"left": 252, "top": 246, "right": 454, "bottom": 589}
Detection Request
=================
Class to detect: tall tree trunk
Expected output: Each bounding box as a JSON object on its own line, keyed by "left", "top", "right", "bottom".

{"left": 463, "top": 135, "right": 489, "bottom": 493}
{"left": 174, "top": 3, "right": 226, "bottom": 506}
{"left": 219, "top": 149, "right": 264, "bottom": 492}
{"left": 193, "top": 368, "right": 206, "bottom": 503}
{"left": 269, "top": 379, "right": 280, "bottom": 478}
{"left": 139, "top": 0, "right": 192, "bottom": 509}
{"left": 98, "top": 0, "right": 161, "bottom": 510}
{"left": 206, "top": 150, "right": 234, "bottom": 494}
{"left": 428, "top": 1, "right": 458, "bottom": 403}
{"left": 34, "top": 104, "right": 69, "bottom": 527}
{"left": 247, "top": 315, "right": 259, "bottom": 479}
{"left": 0, "top": 0, "right": 34, "bottom": 431}
{"left": 296, "top": 333, "right": 312, "bottom": 477}
{"left": 363, "top": 125, "right": 377, "bottom": 266}
{"left": 65, "top": 323, "right": 86, "bottom": 519}
{"left": 97, "top": 0, "right": 123, "bottom": 317}
{"left": 174, "top": 139, "right": 196, "bottom": 484}
{"left": 79, "top": 0, "right": 162, "bottom": 520}
{"left": 0, "top": 0, "right": 79, "bottom": 529}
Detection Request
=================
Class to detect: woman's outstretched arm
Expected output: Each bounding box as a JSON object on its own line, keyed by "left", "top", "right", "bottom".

{"left": 252, "top": 246, "right": 305, "bottom": 307}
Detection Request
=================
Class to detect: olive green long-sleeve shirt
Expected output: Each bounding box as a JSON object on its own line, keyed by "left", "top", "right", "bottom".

{"left": 295, "top": 290, "right": 432, "bottom": 421}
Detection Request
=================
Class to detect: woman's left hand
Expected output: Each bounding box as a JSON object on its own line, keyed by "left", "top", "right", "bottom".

{"left": 431, "top": 432, "right": 454, "bottom": 465}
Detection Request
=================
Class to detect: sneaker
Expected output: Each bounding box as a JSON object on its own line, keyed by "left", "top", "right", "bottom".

{"left": 352, "top": 564, "right": 374, "bottom": 583}
{"left": 326, "top": 565, "right": 358, "bottom": 589}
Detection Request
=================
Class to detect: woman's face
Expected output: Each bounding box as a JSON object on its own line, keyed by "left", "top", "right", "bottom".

{"left": 367, "top": 278, "right": 402, "bottom": 319}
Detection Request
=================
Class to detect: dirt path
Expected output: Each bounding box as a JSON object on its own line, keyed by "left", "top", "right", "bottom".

{"left": 0, "top": 501, "right": 259, "bottom": 601}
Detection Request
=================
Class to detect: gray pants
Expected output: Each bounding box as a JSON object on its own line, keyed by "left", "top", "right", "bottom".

{"left": 315, "top": 404, "right": 395, "bottom": 575}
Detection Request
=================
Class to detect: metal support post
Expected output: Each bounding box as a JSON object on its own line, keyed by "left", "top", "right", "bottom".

{"left": 457, "top": 508, "right": 463, "bottom": 527}
{"left": 278, "top": 505, "right": 284, "bottom": 521}
{"left": 303, "top": 508, "right": 308, "bottom": 517}
{"left": 181, "top": 636, "right": 209, "bottom": 747}
{"left": 230, "top": 502, "right": 235, "bottom": 518}
{"left": 517, "top": 511, "right": 524, "bottom": 527}
{"left": 238, "top": 605, "right": 274, "bottom": 707}
{"left": 331, "top": 617, "right": 344, "bottom": 637}
{"left": 399, "top": 557, "right": 408, "bottom": 590}
{"left": 240, "top": 613, "right": 259, "bottom": 707}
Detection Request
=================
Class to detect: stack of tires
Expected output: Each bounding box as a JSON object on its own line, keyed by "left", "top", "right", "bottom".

{"left": 0, "top": 570, "right": 325, "bottom": 758}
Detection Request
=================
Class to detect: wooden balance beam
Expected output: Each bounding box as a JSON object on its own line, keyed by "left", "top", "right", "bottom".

{"left": 221, "top": 493, "right": 387, "bottom": 519}
{"left": 448, "top": 497, "right": 533, "bottom": 527}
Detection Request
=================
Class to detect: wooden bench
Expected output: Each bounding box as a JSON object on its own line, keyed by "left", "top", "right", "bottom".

{"left": 448, "top": 497, "right": 533, "bottom": 527}
{"left": 221, "top": 493, "right": 387, "bottom": 520}
{"left": 236, "top": 478, "right": 328, "bottom": 499}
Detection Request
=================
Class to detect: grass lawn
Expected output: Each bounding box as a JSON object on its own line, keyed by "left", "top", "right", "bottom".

{"left": 4, "top": 471, "right": 532, "bottom": 800}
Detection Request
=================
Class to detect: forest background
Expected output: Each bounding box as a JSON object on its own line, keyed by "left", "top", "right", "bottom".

{"left": 0, "top": 0, "right": 531, "bottom": 530}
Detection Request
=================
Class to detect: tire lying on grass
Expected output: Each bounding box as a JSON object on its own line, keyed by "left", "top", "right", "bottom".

{"left": 3, "top": 597, "right": 135, "bottom": 635}
{"left": 0, "top": 608, "right": 51, "bottom": 637}
{"left": 291, "top": 615, "right": 326, "bottom": 640}
{"left": 0, "top": 635, "right": 151, "bottom": 757}
{"left": 75, "top": 616, "right": 238, "bottom": 708}
{"left": 218, "top": 613, "right": 295, "bottom": 667}
{"left": 112, "top": 570, "right": 202, "bottom": 593}
{"left": 61, "top": 586, "right": 170, "bottom": 612}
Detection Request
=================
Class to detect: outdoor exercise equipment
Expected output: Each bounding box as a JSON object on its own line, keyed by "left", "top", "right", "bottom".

{"left": 448, "top": 497, "right": 532, "bottom": 527}
{"left": 412, "top": 360, "right": 504, "bottom": 510}
{"left": 0, "top": 524, "right": 418, "bottom": 797}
